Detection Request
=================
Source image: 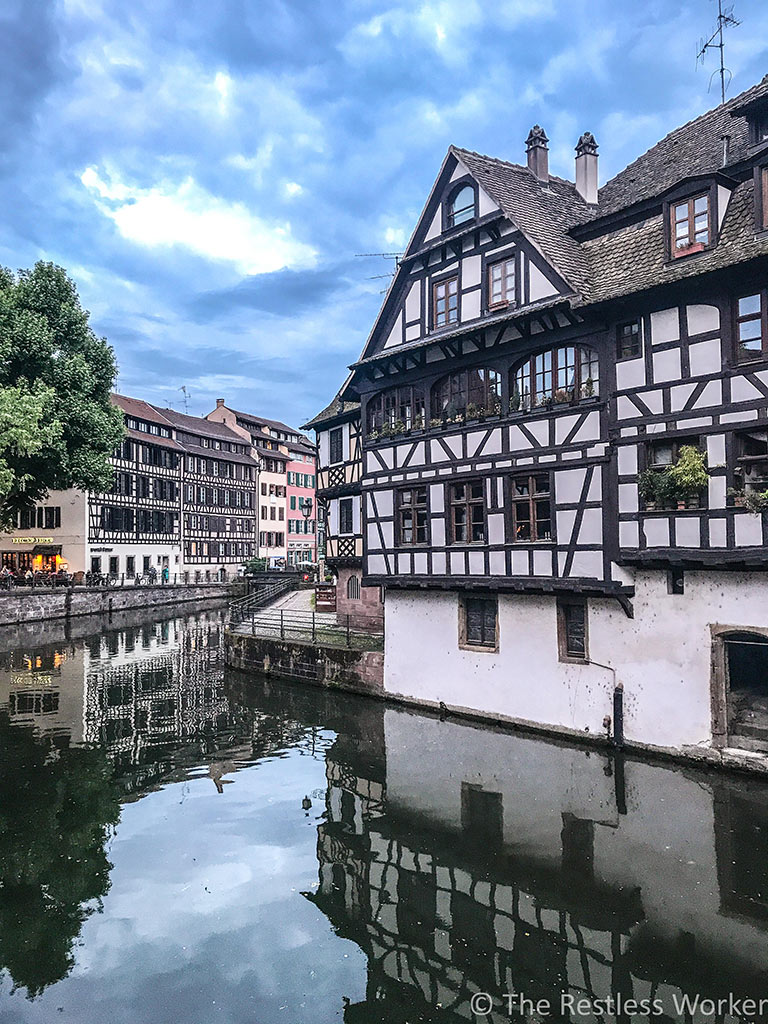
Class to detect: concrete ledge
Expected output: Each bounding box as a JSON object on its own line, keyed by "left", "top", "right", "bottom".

{"left": 0, "top": 582, "right": 244, "bottom": 626}
{"left": 224, "top": 629, "right": 384, "bottom": 694}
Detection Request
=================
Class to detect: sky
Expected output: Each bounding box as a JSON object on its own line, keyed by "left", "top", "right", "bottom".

{"left": 2, "top": 0, "right": 768, "bottom": 431}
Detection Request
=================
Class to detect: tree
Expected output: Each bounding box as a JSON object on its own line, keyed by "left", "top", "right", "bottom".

{"left": 0, "top": 262, "right": 124, "bottom": 526}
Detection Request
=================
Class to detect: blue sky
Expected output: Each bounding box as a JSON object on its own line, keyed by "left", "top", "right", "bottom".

{"left": 2, "top": 0, "right": 768, "bottom": 430}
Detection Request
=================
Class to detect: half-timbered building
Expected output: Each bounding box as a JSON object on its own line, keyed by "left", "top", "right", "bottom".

{"left": 310, "top": 73, "right": 768, "bottom": 762}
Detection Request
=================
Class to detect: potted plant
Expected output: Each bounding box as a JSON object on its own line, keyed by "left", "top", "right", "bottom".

{"left": 487, "top": 395, "right": 502, "bottom": 417}
{"left": 366, "top": 429, "right": 379, "bottom": 443}
{"left": 744, "top": 489, "right": 768, "bottom": 514}
{"left": 465, "top": 402, "right": 480, "bottom": 422}
{"left": 582, "top": 377, "right": 595, "bottom": 399}
{"left": 429, "top": 417, "right": 442, "bottom": 430}
{"left": 509, "top": 388, "right": 521, "bottom": 414}
{"left": 727, "top": 487, "right": 746, "bottom": 508}
{"left": 553, "top": 388, "right": 572, "bottom": 405}
{"left": 638, "top": 469, "right": 659, "bottom": 510}
{"left": 412, "top": 414, "right": 424, "bottom": 431}
{"left": 379, "top": 422, "right": 393, "bottom": 440}
{"left": 668, "top": 445, "right": 708, "bottom": 509}
{"left": 392, "top": 418, "right": 406, "bottom": 436}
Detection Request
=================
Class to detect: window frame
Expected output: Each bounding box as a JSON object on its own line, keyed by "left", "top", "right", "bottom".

{"left": 507, "top": 473, "right": 553, "bottom": 543}
{"left": 734, "top": 290, "right": 768, "bottom": 364}
{"left": 432, "top": 274, "right": 459, "bottom": 330}
{"left": 431, "top": 367, "right": 502, "bottom": 421}
{"left": 366, "top": 384, "right": 426, "bottom": 434}
{"left": 459, "top": 594, "right": 499, "bottom": 653}
{"left": 447, "top": 479, "right": 486, "bottom": 545}
{"left": 338, "top": 497, "right": 354, "bottom": 536}
{"left": 397, "top": 486, "right": 429, "bottom": 546}
{"left": 329, "top": 427, "right": 344, "bottom": 465}
{"left": 617, "top": 319, "right": 642, "bottom": 360}
{"left": 487, "top": 256, "right": 517, "bottom": 310}
{"left": 445, "top": 181, "right": 477, "bottom": 231}
{"left": 557, "top": 597, "right": 589, "bottom": 663}
{"left": 669, "top": 191, "right": 711, "bottom": 258}
{"left": 512, "top": 345, "right": 599, "bottom": 411}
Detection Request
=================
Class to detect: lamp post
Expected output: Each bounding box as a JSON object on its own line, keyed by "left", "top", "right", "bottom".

{"left": 301, "top": 497, "right": 313, "bottom": 571}
{"left": 254, "top": 455, "right": 263, "bottom": 563}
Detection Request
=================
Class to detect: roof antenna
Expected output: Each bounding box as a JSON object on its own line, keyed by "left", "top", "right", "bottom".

{"left": 178, "top": 385, "right": 190, "bottom": 413}
{"left": 697, "top": 0, "right": 740, "bottom": 105}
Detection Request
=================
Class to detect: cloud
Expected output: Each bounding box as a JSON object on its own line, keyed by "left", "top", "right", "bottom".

{"left": 80, "top": 165, "right": 317, "bottom": 275}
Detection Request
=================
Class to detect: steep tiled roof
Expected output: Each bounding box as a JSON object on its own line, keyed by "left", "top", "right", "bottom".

{"left": 587, "top": 75, "right": 768, "bottom": 220}
{"left": 152, "top": 405, "right": 245, "bottom": 442}
{"left": 112, "top": 393, "right": 174, "bottom": 426}
{"left": 303, "top": 385, "right": 360, "bottom": 430}
{"left": 452, "top": 147, "right": 592, "bottom": 298}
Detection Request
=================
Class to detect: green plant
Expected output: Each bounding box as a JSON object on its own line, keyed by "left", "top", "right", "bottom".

{"left": 429, "top": 417, "right": 442, "bottom": 429}
{"left": 465, "top": 402, "right": 480, "bottom": 421}
{"left": 583, "top": 377, "right": 595, "bottom": 398}
{"left": 639, "top": 468, "right": 676, "bottom": 509}
{"left": 553, "top": 388, "right": 572, "bottom": 404}
{"left": 412, "top": 414, "right": 424, "bottom": 430}
{"left": 744, "top": 489, "right": 768, "bottom": 514}
{"left": 379, "top": 422, "right": 393, "bottom": 439}
{"left": 727, "top": 486, "right": 746, "bottom": 507}
{"left": 638, "top": 469, "right": 659, "bottom": 504}
{"left": 668, "top": 445, "right": 708, "bottom": 498}
{"left": 487, "top": 395, "right": 502, "bottom": 416}
{"left": 509, "top": 387, "right": 521, "bottom": 413}
{"left": 392, "top": 418, "right": 406, "bottom": 434}
{"left": 366, "top": 429, "right": 379, "bottom": 442}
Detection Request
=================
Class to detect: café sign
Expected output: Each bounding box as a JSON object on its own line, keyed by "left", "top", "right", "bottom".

{"left": 11, "top": 537, "right": 54, "bottom": 545}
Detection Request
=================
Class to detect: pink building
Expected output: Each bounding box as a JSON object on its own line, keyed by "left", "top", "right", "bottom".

{"left": 286, "top": 440, "right": 317, "bottom": 567}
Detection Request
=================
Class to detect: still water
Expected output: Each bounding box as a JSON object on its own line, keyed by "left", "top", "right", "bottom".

{"left": 1, "top": 602, "right": 768, "bottom": 1023}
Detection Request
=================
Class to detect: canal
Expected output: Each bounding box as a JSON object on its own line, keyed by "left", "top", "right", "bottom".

{"left": 1, "top": 601, "right": 767, "bottom": 1023}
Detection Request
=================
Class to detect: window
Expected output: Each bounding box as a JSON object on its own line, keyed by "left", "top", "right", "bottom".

{"left": 735, "top": 293, "right": 766, "bottom": 362}
{"left": 126, "top": 556, "right": 135, "bottom": 578}
{"left": 557, "top": 598, "right": 588, "bottom": 662}
{"left": 329, "top": 427, "right": 343, "bottom": 465}
{"left": 290, "top": 496, "right": 296, "bottom": 510}
{"left": 433, "top": 276, "right": 458, "bottom": 328}
{"left": 736, "top": 429, "right": 768, "bottom": 493}
{"left": 431, "top": 368, "right": 501, "bottom": 420}
{"left": 366, "top": 385, "right": 426, "bottom": 434}
{"left": 347, "top": 575, "right": 361, "bottom": 600}
{"left": 617, "top": 320, "right": 641, "bottom": 359}
{"left": 447, "top": 185, "right": 475, "bottom": 228}
{"left": 449, "top": 481, "right": 485, "bottom": 543}
{"left": 460, "top": 595, "right": 498, "bottom": 651}
{"left": 508, "top": 474, "right": 551, "bottom": 542}
{"left": 398, "top": 487, "right": 428, "bottom": 545}
{"left": 339, "top": 498, "right": 354, "bottom": 535}
{"left": 513, "top": 345, "right": 599, "bottom": 410}
{"left": 488, "top": 258, "right": 515, "bottom": 308}
{"left": 671, "top": 193, "right": 710, "bottom": 255}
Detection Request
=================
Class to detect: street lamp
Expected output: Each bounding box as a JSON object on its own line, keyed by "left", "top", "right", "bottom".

{"left": 301, "top": 497, "right": 313, "bottom": 569}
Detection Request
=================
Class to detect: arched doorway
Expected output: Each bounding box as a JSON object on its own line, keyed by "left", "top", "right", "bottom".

{"left": 725, "top": 631, "right": 768, "bottom": 752}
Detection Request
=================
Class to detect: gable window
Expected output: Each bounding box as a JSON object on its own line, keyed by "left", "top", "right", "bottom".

{"left": 459, "top": 595, "right": 498, "bottom": 651}
{"left": 367, "top": 385, "right": 426, "bottom": 434}
{"left": 339, "top": 498, "right": 354, "bottom": 535}
{"left": 329, "top": 427, "right": 343, "bottom": 465}
{"left": 433, "top": 276, "right": 458, "bottom": 328}
{"left": 508, "top": 474, "right": 551, "bottom": 542}
{"left": 488, "top": 257, "right": 516, "bottom": 308}
{"left": 448, "top": 481, "right": 485, "bottom": 544}
{"left": 735, "top": 293, "right": 767, "bottom": 362}
{"left": 397, "top": 487, "right": 428, "bottom": 545}
{"left": 512, "top": 346, "right": 599, "bottom": 411}
{"left": 671, "top": 194, "right": 709, "bottom": 256}
{"left": 431, "top": 368, "right": 501, "bottom": 421}
{"left": 557, "top": 598, "right": 588, "bottom": 662}
{"left": 447, "top": 185, "right": 475, "bottom": 228}
{"left": 617, "top": 320, "right": 641, "bottom": 359}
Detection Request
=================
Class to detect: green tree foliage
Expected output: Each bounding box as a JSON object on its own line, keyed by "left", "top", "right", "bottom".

{"left": 0, "top": 262, "right": 124, "bottom": 525}
{"left": 0, "top": 712, "right": 120, "bottom": 998}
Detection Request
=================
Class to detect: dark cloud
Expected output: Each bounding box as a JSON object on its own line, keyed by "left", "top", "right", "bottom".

{"left": 189, "top": 264, "right": 354, "bottom": 322}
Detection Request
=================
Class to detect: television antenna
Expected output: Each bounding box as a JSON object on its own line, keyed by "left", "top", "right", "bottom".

{"left": 355, "top": 252, "right": 403, "bottom": 293}
{"left": 697, "top": 0, "right": 740, "bottom": 104}
{"left": 178, "top": 385, "right": 190, "bottom": 414}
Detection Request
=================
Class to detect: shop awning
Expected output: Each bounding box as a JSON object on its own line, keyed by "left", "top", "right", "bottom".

{"left": 32, "top": 545, "right": 62, "bottom": 555}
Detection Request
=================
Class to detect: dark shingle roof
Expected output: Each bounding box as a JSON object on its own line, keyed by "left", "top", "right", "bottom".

{"left": 452, "top": 147, "right": 592, "bottom": 297}
{"left": 302, "top": 388, "right": 360, "bottom": 430}
{"left": 152, "top": 405, "right": 245, "bottom": 442}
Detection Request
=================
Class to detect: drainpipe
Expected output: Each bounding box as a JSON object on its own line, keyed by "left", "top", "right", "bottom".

{"left": 587, "top": 659, "right": 623, "bottom": 749}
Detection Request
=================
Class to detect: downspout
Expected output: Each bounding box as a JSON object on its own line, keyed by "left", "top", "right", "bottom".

{"left": 586, "top": 658, "right": 624, "bottom": 749}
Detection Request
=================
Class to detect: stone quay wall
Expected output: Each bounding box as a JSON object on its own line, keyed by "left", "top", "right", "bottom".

{"left": 224, "top": 630, "right": 384, "bottom": 695}
{"left": 0, "top": 581, "right": 245, "bottom": 627}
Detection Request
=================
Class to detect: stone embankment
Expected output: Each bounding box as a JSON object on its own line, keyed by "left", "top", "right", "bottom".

{"left": 0, "top": 581, "right": 245, "bottom": 626}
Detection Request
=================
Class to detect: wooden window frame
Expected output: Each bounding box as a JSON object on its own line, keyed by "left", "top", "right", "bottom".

{"left": 617, "top": 319, "right": 642, "bottom": 360}
{"left": 670, "top": 192, "right": 711, "bottom": 258}
{"left": 512, "top": 345, "right": 599, "bottom": 410}
{"left": 432, "top": 275, "right": 459, "bottom": 330}
{"left": 507, "top": 473, "right": 552, "bottom": 543}
{"left": 366, "top": 385, "right": 426, "bottom": 434}
{"left": 459, "top": 594, "right": 499, "bottom": 653}
{"left": 448, "top": 480, "right": 486, "bottom": 545}
{"left": 487, "top": 256, "right": 516, "bottom": 310}
{"left": 397, "top": 486, "right": 429, "bottom": 546}
{"left": 430, "top": 367, "right": 502, "bottom": 421}
{"left": 445, "top": 183, "right": 477, "bottom": 230}
{"left": 338, "top": 497, "right": 354, "bottom": 536}
{"left": 329, "top": 427, "right": 343, "bottom": 465}
{"left": 735, "top": 290, "right": 768, "bottom": 364}
{"left": 557, "top": 597, "right": 589, "bottom": 663}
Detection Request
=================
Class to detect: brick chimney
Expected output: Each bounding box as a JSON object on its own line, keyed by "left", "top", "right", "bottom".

{"left": 526, "top": 125, "right": 549, "bottom": 182}
{"left": 575, "top": 132, "right": 599, "bottom": 204}
{"left": 216, "top": 398, "right": 225, "bottom": 408}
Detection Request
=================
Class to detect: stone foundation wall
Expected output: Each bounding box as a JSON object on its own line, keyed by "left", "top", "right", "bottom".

{"left": 225, "top": 629, "right": 384, "bottom": 695}
{"left": 335, "top": 567, "right": 384, "bottom": 631}
{"left": 0, "top": 581, "right": 244, "bottom": 627}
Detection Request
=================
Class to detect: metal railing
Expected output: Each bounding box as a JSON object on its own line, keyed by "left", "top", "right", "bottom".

{"left": 0, "top": 569, "right": 245, "bottom": 592}
{"left": 235, "top": 605, "right": 384, "bottom": 651}
{"left": 229, "top": 578, "right": 296, "bottom": 625}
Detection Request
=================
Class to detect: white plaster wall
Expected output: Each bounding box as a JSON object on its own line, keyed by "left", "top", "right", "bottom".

{"left": 383, "top": 571, "right": 768, "bottom": 752}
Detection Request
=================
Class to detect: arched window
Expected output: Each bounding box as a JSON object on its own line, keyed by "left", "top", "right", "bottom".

{"left": 347, "top": 575, "right": 361, "bottom": 600}
{"left": 431, "top": 368, "right": 501, "bottom": 421}
{"left": 366, "top": 384, "right": 425, "bottom": 434}
{"left": 447, "top": 185, "right": 475, "bottom": 228}
{"left": 512, "top": 346, "right": 599, "bottom": 411}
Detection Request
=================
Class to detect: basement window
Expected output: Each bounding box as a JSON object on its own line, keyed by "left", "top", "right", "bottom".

{"left": 557, "top": 597, "right": 588, "bottom": 662}
{"left": 459, "top": 595, "right": 498, "bottom": 652}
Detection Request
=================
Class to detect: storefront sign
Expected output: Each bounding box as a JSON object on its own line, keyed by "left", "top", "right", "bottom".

{"left": 11, "top": 537, "right": 54, "bottom": 545}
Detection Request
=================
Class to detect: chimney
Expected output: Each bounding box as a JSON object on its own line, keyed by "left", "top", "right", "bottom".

{"left": 526, "top": 125, "right": 549, "bottom": 181}
{"left": 575, "top": 132, "right": 599, "bottom": 205}
{"left": 216, "top": 398, "right": 225, "bottom": 408}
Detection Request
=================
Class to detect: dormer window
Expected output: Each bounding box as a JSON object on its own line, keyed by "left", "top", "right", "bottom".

{"left": 447, "top": 185, "right": 475, "bottom": 228}
{"left": 672, "top": 193, "right": 710, "bottom": 256}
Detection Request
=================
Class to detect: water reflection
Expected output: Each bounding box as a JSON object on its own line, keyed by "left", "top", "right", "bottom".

{"left": 0, "top": 606, "right": 767, "bottom": 1021}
